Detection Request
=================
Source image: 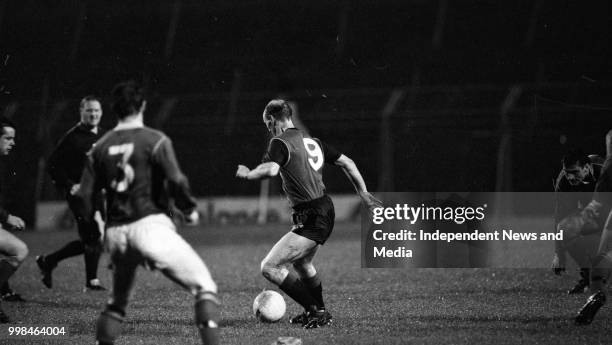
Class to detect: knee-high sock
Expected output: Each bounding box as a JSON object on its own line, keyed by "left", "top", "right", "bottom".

{"left": 195, "top": 292, "right": 220, "bottom": 345}
{"left": 84, "top": 244, "right": 102, "bottom": 282}
{"left": 46, "top": 240, "right": 84, "bottom": 266}
{"left": 278, "top": 272, "right": 319, "bottom": 311}
{"left": 303, "top": 274, "right": 324, "bottom": 310}
{"left": 590, "top": 254, "right": 612, "bottom": 292}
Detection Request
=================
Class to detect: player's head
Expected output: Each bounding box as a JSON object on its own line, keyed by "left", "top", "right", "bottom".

{"left": 262, "top": 99, "right": 292, "bottom": 136}
{"left": 0, "top": 117, "right": 16, "bottom": 156}
{"left": 111, "top": 81, "right": 146, "bottom": 120}
{"left": 79, "top": 95, "right": 103, "bottom": 128}
{"left": 562, "top": 149, "right": 591, "bottom": 185}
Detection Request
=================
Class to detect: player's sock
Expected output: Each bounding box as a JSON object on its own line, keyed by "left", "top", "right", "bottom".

{"left": 0, "top": 281, "right": 10, "bottom": 295}
{"left": 96, "top": 305, "right": 124, "bottom": 345}
{"left": 84, "top": 244, "right": 102, "bottom": 283}
{"left": 195, "top": 292, "right": 220, "bottom": 345}
{"left": 0, "top": 261, "right": 16, "bottom": 288}
{"left": 303, "top": 274, "right": 325, "bottom": 310}
{"left": 279, "top": 272, "right": 319, "bottom": 311}
{"left": 590, "top": 254, "right": 611, "bottom": 293}
{"left": 46, "top": 240, "right": 84, "bottom": 266}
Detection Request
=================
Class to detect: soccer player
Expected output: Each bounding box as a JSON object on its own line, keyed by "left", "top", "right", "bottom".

{"left": 36, "top": 96, "right": 106, "bottom": 291}
{"left": 235, "top": 99, "right": 380, "bottom": 329}
{"left": 0, "top": 117, "right": 28, "bottom": 322}
{"left": 75, "top": 81, "right": 219, "bottom": 345}
{"left": 551, "top": 149, "right": 603, "bottom": 294}
{"left": 575, "top": 130, "right": 612, "bottom": 325}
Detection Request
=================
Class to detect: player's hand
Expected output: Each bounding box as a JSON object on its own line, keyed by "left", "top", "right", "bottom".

{"left": 70, "top": 183, "right": 81, "bottom": 196}
{"left": 236, "top": 165, "right": 250, "bottom": 179}
{"left": 359, "top": 191, "right": 382, "bottom": 212}
{"left": 6, "top": 215, "right": 25, "bottom": 230}
{"left": 184, "top": 210, "right": 200, "bottom": 227}
{"left": 551, "top": 253, "right": 566, "bottom": 275}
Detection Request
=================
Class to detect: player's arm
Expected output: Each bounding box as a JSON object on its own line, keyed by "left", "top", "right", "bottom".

{"left": 153, "top": 136, "right": 198, "bottom": 222}
{"left": 318, "top": 139, "right": 381, "bottom": 210}
{"left": 236, "top": 162, "right": 280, "bottom": 180}
{"left": 236, "top": 138, "right": 285, "bottom": 180}
{"left": 47, "top": 135, "right": 75, "bottom": 191}
{"left": 334, "top": 154, "right": 381, "bottom": 211}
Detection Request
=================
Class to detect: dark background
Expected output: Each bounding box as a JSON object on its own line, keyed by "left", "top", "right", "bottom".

{"left": 0, "top": 0, "right": 610, "bottom": 224}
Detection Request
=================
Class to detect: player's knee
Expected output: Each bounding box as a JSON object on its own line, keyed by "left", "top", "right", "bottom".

{"left": 260, "top": 260, "right": 279, "bottom": 281}
{"left": 192, "top": 280, "right": 218, "bottom": 296}
{"left": 13, "top": 241, "right": 28, "bottom": 263}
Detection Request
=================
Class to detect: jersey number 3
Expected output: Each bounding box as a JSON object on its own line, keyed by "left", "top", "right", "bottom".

{"left": 108, "top": 143, "right": 135, "bottom": 192}
{"left": 303, "top": 138, "right": 323, "bottom": 171}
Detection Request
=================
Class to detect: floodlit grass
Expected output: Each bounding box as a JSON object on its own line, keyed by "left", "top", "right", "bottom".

{"left": 4, "top": 221, "right": 611, "bottom": 344}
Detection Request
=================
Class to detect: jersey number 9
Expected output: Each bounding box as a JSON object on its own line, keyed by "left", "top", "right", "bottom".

{"left": 303, "top": 138, "right": 323, "bottom": 171}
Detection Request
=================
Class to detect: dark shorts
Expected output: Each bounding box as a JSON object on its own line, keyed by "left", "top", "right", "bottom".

{"left": 291, "top": 195, "right": 335, "bottom": 245}
{"left": 67, "top": 193, "right": 104, "bottom": 245}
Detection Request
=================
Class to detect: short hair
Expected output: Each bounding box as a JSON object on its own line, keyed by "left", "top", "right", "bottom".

{"left": 0, "top": 116, "right": 15, "bottom": 136}
{"left": 562, "top": 148, "right": 590, "bottom": 167}
{"left": 111, "top": 80, "right": 145, "bottom": 119}
{"left": 79, "top": 95, "right": 101, "bottom": 109}
{"left": 263, "top": 99, "right": 292, "bottom": 120}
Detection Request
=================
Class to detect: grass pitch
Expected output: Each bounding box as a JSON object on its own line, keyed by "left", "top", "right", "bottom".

{"left": 3, "top": 221, "right": 611, "bottom": 344}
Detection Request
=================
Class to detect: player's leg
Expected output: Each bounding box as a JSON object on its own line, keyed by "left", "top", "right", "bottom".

{"left": 129, "top": 214, "right": 219, "bottom": 345}
{"left": 96, "top": 226, "right": 137, "bottom": 345}
{"left": 0, "top": 227, "right": 28, "bottom": 322}
{"left": 576, "top": 211, "right": 612, "bottom": 325}
{"left": 563, "top": 212, "right": 601, "bottom": 294}
{"left": 261, "top": 232, "right": 321, "bottom": 312}
{"left": 36, "top": 240, "right": 83, "bottom": 288}
{"left": 78, "top": 216, "right": 104, "bottom": 290}
{"left": 293, "top": 246, "right": 323, "bottom": 309}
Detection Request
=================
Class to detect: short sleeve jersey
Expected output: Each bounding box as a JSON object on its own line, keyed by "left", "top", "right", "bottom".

{"left": 89, "top": 125, "right": 196, "bottom": 225}
{"left": 263, "top": 128, "right": 341, "bottom": 206}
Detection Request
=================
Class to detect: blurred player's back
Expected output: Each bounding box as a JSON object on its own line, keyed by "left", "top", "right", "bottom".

{"left": 92, "top": 125, "right": 178, "bottom": 226}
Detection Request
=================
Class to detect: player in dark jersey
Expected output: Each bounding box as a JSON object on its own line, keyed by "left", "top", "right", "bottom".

{"left": 576, "top": 130, "right": 612, "bottom": 325}
{"left": 75, "top": 81, "right": 219, "bottom": 345}
{"left": 0, "top": 117, "right": 28, "bottom": 322}
{"left": 36, "top": 96, "right": 106, "bottom": 291}
{"left": 552, "top": 150, "right": 603, "bottom": 294}
{"left": 236, "top": 99, "right": 381, "bottom": 329}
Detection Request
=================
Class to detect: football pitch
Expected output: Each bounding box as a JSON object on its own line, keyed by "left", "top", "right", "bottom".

{"left": 4, "top": 220, "right": 611, "bottom": 344}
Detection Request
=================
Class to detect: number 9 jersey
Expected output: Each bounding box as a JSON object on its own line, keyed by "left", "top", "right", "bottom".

{"left": 81, "top": 123, "right": 197, "bottom": 227}
{"left": 263, "top": 128, "right": 341, "bottom": 206}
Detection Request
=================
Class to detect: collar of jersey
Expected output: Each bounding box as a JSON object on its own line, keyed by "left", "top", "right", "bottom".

{"left": 114, "top": 119, "right": 144, "bottom": 131}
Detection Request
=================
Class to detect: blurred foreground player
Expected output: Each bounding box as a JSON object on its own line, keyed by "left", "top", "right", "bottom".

{"left": 552, "top": 149, "right": 603, "bottom": 294}
{"left": 37, "top": 96, "right": 106, "bottom": 291}
{"left": 236, "top": 99, "right": 380, "bottom": 328}
{"left": 576, "top": 130, "right": 612, "bottom": 325}
{"left": 0, "top": 117, "right": 28, "bottom": 322}
{"left": 75, "top": 81, "right": 219, "bottom": 345}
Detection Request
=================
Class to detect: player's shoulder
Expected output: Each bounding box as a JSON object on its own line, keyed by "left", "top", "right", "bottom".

{"left": 56, "top": 122, "right": 82, "bottom": 143}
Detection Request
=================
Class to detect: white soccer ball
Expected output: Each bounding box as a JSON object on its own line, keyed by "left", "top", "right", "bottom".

{"left": 253, "top": 290, "right": 286, "bottom": 322}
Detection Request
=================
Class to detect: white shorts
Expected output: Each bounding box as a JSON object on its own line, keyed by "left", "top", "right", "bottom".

{"left": 105, "top": 213, "right": 216, "bottom": 306}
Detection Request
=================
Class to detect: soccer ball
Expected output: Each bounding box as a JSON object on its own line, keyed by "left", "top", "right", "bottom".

{"left": 253, "top": 290, "right": 286, "bottom": 322}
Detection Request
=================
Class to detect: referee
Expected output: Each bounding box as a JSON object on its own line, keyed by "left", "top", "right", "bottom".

{"left": 36, "top": 96, "right": 106, "bottom": 291}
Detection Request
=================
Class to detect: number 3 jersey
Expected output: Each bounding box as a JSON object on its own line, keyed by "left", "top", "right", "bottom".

{"left": 263, "top": 128, "right": 341, "bottom": 206}
{"left": 81, "top": 122, "right": 197, "bottom": 226}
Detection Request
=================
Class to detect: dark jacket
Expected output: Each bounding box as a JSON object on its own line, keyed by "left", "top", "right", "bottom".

{"left": 48, "top": 122, "right": 105, "bottom": 193}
